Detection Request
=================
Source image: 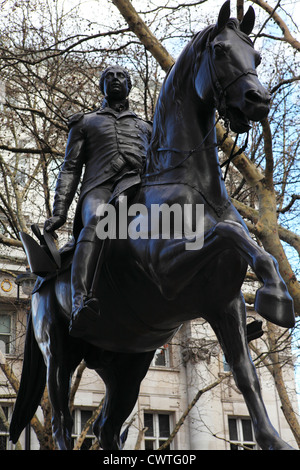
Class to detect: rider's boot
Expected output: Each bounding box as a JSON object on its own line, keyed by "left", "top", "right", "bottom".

{"left": 69, "top": 227, "right": 102, "bottom": 337}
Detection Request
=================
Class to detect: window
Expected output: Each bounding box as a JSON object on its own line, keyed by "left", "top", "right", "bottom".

{"left": 144, "top": 412, "right": 172, "bottom": 450}
{"left": 0, "top": 405, "right": 12, "bottom": 450}
{"left": 151, "top": 345, "right": 170, "bottom": 367}
{"left": 0, "top": 314, "right": 13, "bottom": 355}
{"left": 72, "top": 409, "right": 96, "bottom": 450}
{"left": 228, "top": 417, "right": 257, "bottom": 450}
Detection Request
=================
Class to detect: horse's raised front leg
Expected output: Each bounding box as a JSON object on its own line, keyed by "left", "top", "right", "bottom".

{"left": 147, "top": 219, "right": 294, "bottom": 328}
{"left": 92, "top": 350, "right": 155, "bottom": 450}
{"left": 214, "top": 220, "right": 294, "bottom": 328}
{"left": 210, "top": 293, "right": 294, "bottom": 450}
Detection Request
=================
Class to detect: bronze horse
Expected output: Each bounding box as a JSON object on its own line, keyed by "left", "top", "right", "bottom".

{"left": 10, "top": 2, "right": 295, "bottom": 450}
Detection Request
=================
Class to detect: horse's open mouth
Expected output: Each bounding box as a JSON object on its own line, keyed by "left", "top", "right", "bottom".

{"left": 227, "top": 107, "right": 251, "bottom": 134}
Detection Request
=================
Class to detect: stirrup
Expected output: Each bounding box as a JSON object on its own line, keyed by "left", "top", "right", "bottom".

{"left": 69, "top": 297, "right": 100, "bottom": 337}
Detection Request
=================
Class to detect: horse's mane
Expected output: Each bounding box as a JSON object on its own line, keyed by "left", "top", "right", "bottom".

{"left": 147, "top": 18, "right": 252, "bottom": 165}
{"left": 147, "top": 25, "right": 213, "bottom": 162}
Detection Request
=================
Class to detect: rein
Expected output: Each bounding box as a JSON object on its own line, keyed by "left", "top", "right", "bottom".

{"left": 205, "top": 36, "right": 253, "bottom": 180}
{"left": 143, "top": 32, "right": 254, "bottom": 182}
{"left": 207, "top": 41, "right": 258, "bottom": 118}
{"left": 220, "top": 131, "right": 249, "bottom": 181}
{"left": 143, "top": 116, "right": 222, "bottom": 179}
{"left": 143, "top": 115, "right": 248, "bottom": 183}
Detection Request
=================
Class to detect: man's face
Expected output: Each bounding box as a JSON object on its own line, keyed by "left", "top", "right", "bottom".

{"left": 103, "top": 67, "right": 129, "bottom": 100}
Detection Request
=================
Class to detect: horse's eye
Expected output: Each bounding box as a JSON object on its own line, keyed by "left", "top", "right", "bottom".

{"left": 214, "top": 43, "right": 227, "bottom": 57}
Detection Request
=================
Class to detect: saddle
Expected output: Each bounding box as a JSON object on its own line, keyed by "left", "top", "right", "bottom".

{"left": 21, "top": 173, "right": 142, "bottom": 294}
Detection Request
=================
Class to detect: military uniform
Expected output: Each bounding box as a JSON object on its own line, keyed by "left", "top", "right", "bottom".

{"left": 53, "top": 99, "right": 152, "bottom": 222}
{"left": 51, "top": 98, "right": 152, "bottom": 334}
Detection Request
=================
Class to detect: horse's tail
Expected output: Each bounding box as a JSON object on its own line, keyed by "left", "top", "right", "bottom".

{"left": 9, "top": 311, "right": 46, "bottom": 444}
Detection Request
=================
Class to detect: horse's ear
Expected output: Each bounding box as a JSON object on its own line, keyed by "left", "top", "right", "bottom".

{"left": 211, "top": 1, "right": 231, "bottom": 38}
{"left": 240, "top": 6, "right": 255, "bottom": 35}
{"left": 217, "top": 1, "right": 231, "bottom": 30}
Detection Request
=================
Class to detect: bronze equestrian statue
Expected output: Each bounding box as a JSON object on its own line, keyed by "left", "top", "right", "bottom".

{"left": 10, "top": 1, "right": 295, "bottom": 450}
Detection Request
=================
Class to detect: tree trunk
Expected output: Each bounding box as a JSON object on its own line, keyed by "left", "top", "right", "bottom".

{"left": 267, "top": 323, "right": 300, "bottom": 448}
{"left": 111, "top": 0, "right": 175, "bottom": 71}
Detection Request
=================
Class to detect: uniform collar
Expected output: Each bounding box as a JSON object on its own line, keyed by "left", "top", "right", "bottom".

{"left": 97, "top": 97, "right": 134, "bottom": 113}
{"left": 96, "top": 98, "right": 136, "bottom": 117}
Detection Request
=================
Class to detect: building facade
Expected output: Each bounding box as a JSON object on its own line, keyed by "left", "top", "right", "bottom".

{"left": 0, "top": 266, "right": 298, "bottom": 450}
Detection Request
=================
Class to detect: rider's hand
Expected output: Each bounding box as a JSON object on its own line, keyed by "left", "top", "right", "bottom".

{"left": 44, "top": 215, "right": 66, "bottom": 233}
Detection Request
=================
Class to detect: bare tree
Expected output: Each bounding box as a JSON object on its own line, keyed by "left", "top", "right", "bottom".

{"left": 0, "top": 0, "right": 299, "bottom": 449}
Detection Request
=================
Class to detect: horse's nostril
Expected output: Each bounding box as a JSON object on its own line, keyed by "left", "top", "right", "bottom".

{"left": 246, "top": 89, "right": 270, "bottom": 105}
{"left": 246, "top": 90, "right": 261, "bottom": 103}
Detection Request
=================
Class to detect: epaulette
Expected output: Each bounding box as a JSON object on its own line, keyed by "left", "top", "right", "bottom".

{"left": 67, "top": 111, "right": 84, "bottom": 128}
{"left": 137, "top": 115, "right": 153, "bottom": 127}
{"left": 139, "top": 115, "right": 153, "bottom": 127}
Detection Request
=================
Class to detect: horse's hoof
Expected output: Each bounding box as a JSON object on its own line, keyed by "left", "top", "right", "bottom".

{"left": 254, "top": 287, "right": 295, "bottom": 328}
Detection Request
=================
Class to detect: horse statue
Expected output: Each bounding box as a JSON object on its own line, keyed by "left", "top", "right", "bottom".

{"left": 10, "top": 1, "right": 295, "bottom": 450}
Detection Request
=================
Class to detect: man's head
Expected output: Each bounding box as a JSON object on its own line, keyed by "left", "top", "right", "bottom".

{"left": 99, "top": 66, "right": 132, "bottom": 101}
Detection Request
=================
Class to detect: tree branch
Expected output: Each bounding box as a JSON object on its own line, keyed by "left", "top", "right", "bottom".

{"left": 271, "top": 76, "right": 300, "bottom": 94}
{"left": 111, "top": 0, "right": 175, "bottom": 72}
{"left": 0, "top": 144, "right": 63, "bottom": 156}
{"left": 159, "top": 372, "right": 231, "bottom": 449}
{"left": 251, "top": 0, "right": 300, "bottom": 51}
{"left": 278, "top": 194, "right": 300, "bottom": 214}
{"left": 0, "top": 28, "right": 131, "bottom": 66}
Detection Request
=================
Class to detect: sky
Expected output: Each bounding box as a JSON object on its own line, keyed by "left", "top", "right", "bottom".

{"left": 77, "top": 0, "right": 300, "bottom": 33}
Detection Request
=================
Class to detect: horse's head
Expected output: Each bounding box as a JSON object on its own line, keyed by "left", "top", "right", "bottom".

{"left": 195, "top": 1, "right": 270, "bottom": 133}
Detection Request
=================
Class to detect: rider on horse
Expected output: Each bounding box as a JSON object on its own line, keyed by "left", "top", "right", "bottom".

{"left": 44, "top": 66, "right": 152, "bottom": 337}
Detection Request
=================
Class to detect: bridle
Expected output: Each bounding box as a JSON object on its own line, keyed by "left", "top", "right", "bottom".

{"left": 205, "top": 36, "right": 257, "bottom": 179}
{"left": 143, "top": 30, "right": 256, "bottom": 181}
{"left": 206, "top": 38, "right": 258, "bottom": 119}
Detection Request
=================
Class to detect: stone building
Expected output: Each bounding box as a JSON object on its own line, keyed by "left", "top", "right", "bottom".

{"left": 0, "top": 264, "right": 298, "bottom": 450}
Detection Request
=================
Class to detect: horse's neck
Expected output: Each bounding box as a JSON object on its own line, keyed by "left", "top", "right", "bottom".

{"left": 154, "top": 97, "right": 228, "bottom": 204}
